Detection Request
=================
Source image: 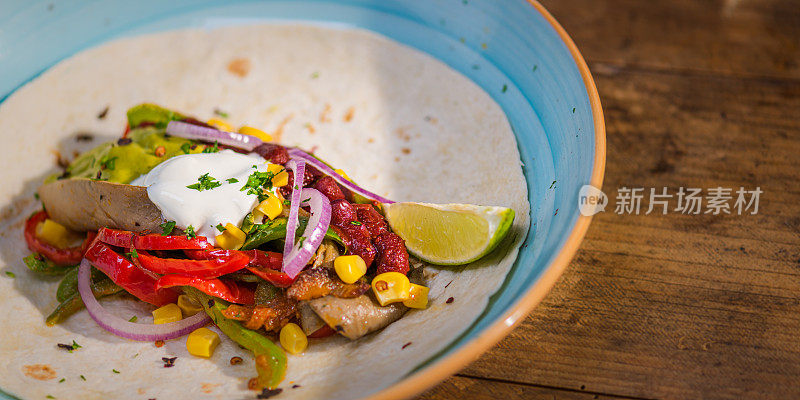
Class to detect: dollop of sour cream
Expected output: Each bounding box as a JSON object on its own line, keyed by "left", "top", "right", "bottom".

{"left": 131, "top": 150, "right": 274, "bottom": 245}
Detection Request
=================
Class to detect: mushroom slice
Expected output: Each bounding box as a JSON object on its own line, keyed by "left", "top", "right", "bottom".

{"left": 306, "top": 294, "right": 407, "bottom": 340}
{"left": 38, "top": 178, "right": 163, "bottom": 233}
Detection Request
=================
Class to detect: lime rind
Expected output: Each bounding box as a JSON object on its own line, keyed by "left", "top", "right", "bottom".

{"left": 384, "top": 202, "right": 516, "bottom": 266}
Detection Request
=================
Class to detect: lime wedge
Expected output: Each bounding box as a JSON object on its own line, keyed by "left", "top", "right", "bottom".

{"left": 382, "top": 202, "right": 515, "bottom": 265}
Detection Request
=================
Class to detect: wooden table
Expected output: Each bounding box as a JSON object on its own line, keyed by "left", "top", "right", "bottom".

{"left": 419, "top": 1, "right": 800, "bottom": 399}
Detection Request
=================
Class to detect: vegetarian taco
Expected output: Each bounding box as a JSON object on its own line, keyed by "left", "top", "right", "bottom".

{"left": 0, "top": 25, "right": 529, "bottom": 399}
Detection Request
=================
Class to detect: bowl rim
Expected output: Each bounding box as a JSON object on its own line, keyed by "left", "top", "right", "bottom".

{"left": 366, "top": 1, "right": 607, "bottom": 399}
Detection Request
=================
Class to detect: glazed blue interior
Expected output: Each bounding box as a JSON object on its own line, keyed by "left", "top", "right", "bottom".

{"left": 0, "top": 0, "right": 596, "bottom": 397}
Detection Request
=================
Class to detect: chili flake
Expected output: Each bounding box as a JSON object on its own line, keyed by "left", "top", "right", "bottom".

{"left": 446, "top": 297, "right": 454, "bottom": 304}
{"left": 230, "top": 356, "right": 243, "bottom": 365}
{"left": 257, "top": 388, "right": 283, "bottom": 399}
{"left": 162, "top": 357, "right": 177, "bottom": 368}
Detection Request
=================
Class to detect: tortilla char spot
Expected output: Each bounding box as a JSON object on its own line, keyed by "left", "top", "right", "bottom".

{"left": 201, "top": 383, "right": 220, "bottom": 394}
{"left": 22, "top": 364, "right": 57, "bottom": 381}
{"left": 401, "top": 148, "right": 411, "bottom": 155}
{"left": 137, "top": 388, "right": 146, "bottom": 395}
{"left": 227, "top": 58, "right": 251, "bottom": 77}
{"left": 273, "top": 114, "right": 293, "bottom": 142}
{"left": 394, "top": 127, "right": 411, "bottom": 142}
{"left": 319, "top": 104, "right": 332, "bottom": 123}
{"left": 367, "top": 138, "right": 374, "bottom": 144}
{"left": 343, "top": 106, "right": 355, "bottom": 122}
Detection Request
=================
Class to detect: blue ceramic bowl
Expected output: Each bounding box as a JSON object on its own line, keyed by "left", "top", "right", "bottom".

{"left": 0, "top": 1, "right": 604, "bottom": 398}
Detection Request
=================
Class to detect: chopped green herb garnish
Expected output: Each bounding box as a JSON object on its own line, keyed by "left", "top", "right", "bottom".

{"left": 34, "top": 192, "right": 40, "bottom": 200}
{"left": 4, "top": 271, "right": 14, "bottom": 278}
{"left": 201, "top": 141, "right": 220, "bottom": 153}
{"left": 126, "top": 248, "right": 138, "bottom": 258}
{"left": 112, "top": 369, "right": 120, "bottom": 374}
{"left": 72, "top": 340, "right": 82, "bottom": 349}
{"left": 80, "top": 375, "right": 86, "bottom": 381}
{"left": 297, "top": 237, "right": 306, "bottom": 247}
{"left": 501, "top": 84, "right": 508, "bottom": 93}
{"left": 99, "top": 155, "right": 118, "bottom": 171}
{"left": 282, "top": 199, "right": 291, "bottom": 206}
{"left": 59, "top": 378, "right": 65, "bottom": 383}
{"left": 185, "top": 225, "right": 197, "bottom": 239}
{"left": 214, "top": 108, "right": 230, "bottom": 118}
{"left": 549, "top": 180, "right": 557, "bottom": 189}
{"left": 187, "top": 173, "right": 222, "bottom": 191}
{"left": 240, "top": 169, "right": 276, "bottom": 201}
{"left": 216, "top": 223, "right": 226, "bottom": 232}
{"left": 180, "top": 142, "right": 192, "bottom": 154}
{"left": 310, "top": 71, "right": 319, "bottom": 79}
{"left": 160, "top": 220, "right": 176, "bottom": 236}
{"left": 46, "top": 396, "right": 55, "bottom": 399}
{"left": 226, "top": 178, "right": 239, "bottom": 184}
{"left": 350, "top": 221, "right": 362, "bottom": 226}
{"left": 128, "top": 316, "right": 138, "bottom": 323}
{"left": 533, "top": 65, "right": 538, "bottom": 72}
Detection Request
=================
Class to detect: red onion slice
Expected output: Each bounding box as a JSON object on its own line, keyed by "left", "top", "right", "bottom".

{"left": 283, "top": 159, "right": 306, "bottom": 257}
{"left": 287, "top": 148, "right": 394, "bottom": 204}
{"left": 282, "top": 188, "right": 331, "bottom": 278}
{"left": 166, "top": 121, "right": 263, "bottom": 152}
{"left": 77, "top": 259, "right": 210, "bottom": 341}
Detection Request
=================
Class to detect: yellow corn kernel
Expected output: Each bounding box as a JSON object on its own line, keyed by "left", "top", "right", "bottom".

{"left": 36, "top": 219, "right": 82, "bottom": 249}
{"left": 371, "top": 272, "right": 411, "bottom": 306}
{"left": 238, "top": 126, "right": 273, "bottom": 142}
{"left": 255, "top": 193, "right": 283, "bottom": 221}
{"left": 206, "top": 118, "right": 234, "bottom": 132}
{"left": 215, "top": 223, "right": 246, "bottom": 250}
{"left": 186, "top": 327, "right": 220, "bottom": 358}
{"left": 334, "top": 255, "right": 366, "bottom": 284}
{"left": 334, "top": 168, "right": 351, "bottom": 182}
{"left": 279, "top": 323, "right": 308, "bottom": 355}
{"left": 152, "top": 303, "right": 182, "bottom": 325}
{"left": 177, "top": 295, "right": 203, "bottom": 317}
{"left": 267, "top": 163, "right": 289, "bottom": 187}
{"left": 403, "top": 284, "right": 429, "bottom": 309}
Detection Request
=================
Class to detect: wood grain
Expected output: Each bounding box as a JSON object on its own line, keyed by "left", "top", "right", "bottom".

{"left": 419, "top": 0, "right": 800, "bottom": 399}
{"left": 540, "top": 0, "right": 800, "bottom": 80}
{"left": 417, "top": 375, "right": 643, "bottom": 400}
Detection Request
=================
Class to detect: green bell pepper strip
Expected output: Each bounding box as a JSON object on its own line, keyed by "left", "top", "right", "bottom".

{"left": 242, "top": 217, "right": 343, "bottom": 251}
{"left": 56, "top": 267, "right": 79, "bottom": 302}
{"left": 185, "top": 287, "right": 287, "bottom": 390}
{"left": 56, "top": 267, "right": 113, "bottom": 302}
{"left": 23, "top": 253, "right": 76, "bottom": 275}
{"left": 46, "top": 278, "right": 122, "bottom": 326}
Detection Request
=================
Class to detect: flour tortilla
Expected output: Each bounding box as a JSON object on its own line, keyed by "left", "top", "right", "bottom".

{"left": 0, "top": 24, "right": 529, "bottom": 400}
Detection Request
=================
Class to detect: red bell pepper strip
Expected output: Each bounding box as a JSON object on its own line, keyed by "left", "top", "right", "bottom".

{"left": 83, "top": 241, "right": 177, "bottom": 306}
{"left": 307, "top": 324, "right": 336, "bottom": 338}
{"left": 24, "top": 211, "right": 96, "bottom": 266}
{"left": 183, "top": 249, "right": 239, "bottom": 260}
{"left": 185, "top": 249, "right": 293, "bottom": 287}
{"left": 243, "top": 250, "right": 283, "bottom": 270}
{"left": 132, "top": 233, "right": 212, "bottom": 250}
{"left": 96, "top": 227, "right": 134, "bottom": 248}
{"left": 98, "top": 228, "right": 212, "bottom": 250}
{"left": 245, "top": 266, "right": 295, "bottom": 288}
{"left": 136, "top": 250, "right": 249, "bottom": 279}
{"left": 156, "top": 275, "right": 254, "bottom": 304}
{"left": 243, "top": 250, "right": 294, "bottom": 287}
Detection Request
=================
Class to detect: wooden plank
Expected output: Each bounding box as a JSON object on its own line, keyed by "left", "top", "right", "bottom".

{"left": 416, "top": 375, "right": 641, "bottom": 400}
{"left": 455, "top": 64, "right": 800, "bottom": 399}
{"left": 540, "top": 0, "right": 800, "bottom": 80}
